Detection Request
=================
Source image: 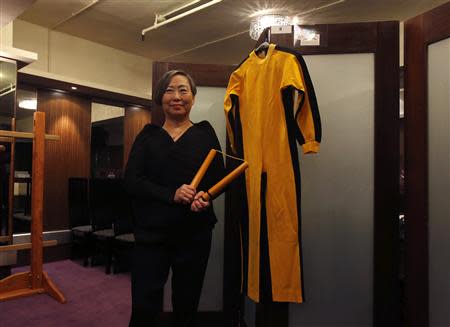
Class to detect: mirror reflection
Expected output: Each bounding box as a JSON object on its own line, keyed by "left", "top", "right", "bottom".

{"left": 91, "top": 103, "right": 124, "bottom": 179}
{"left": 12, "top": 88, "right": 37, "bottom": 234}
{"left": 0, "top": 59, "right": 16, "bottom": 129}
{"left": 0, "top": 59, "right": 16, "bottom": 240}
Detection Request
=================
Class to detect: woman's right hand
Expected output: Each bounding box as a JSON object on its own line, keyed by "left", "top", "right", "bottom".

{"left": 174, "top": 184, "right": 196, "bottom": 204}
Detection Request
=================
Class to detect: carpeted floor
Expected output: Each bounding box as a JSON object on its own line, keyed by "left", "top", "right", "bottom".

{"left": 0, "top": 260, "right": 131, "bottom": 327}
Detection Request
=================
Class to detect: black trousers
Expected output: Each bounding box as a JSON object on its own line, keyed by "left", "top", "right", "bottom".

{"left": 129, "top": 227, "right": 212, "bottom": 327}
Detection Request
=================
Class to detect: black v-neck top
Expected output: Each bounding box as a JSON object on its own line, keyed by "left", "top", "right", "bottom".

{"left": 124, "top": 121, "right": 225, "bottom": 239}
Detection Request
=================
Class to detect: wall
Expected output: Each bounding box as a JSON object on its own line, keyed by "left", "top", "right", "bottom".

{"left": 38, "top": 90, "right": 91, "bottom": 230}
{"left": 12, "top": 20, "right": 153, "bottom": 99}
{"left": 290, "top": 53, "right": 374, "bottom": 327}
{"left": 123, "top": 106, "right": 151, "bottom": 167}
{"left": 0, "top": 22, "right": 13, "bottom": 49}
{"left": 428, "top": 37, "right": 450, "bottom": 327}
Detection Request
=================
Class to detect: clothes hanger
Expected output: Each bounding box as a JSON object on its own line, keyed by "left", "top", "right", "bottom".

{"left": 254, "top": 28, "right": 271, "bottom": 57}
{"left": 255, "top": 41, "right": 270, "bottom": 54}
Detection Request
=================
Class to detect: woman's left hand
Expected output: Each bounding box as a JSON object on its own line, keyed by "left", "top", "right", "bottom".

{"left": 190, "top": 191, "right": 210, "bottom": 212}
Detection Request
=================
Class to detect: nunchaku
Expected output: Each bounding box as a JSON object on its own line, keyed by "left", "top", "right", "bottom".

{"left": 190, "top": 149, "right": 248, "bottom": 201}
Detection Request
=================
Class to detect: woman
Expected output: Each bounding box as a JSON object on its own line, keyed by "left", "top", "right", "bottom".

{"left": 124, "top": 70, "right": 224, "bottom": 327}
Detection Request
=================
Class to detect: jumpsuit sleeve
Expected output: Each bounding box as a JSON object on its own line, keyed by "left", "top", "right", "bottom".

{"left": 280, "top": 54, "right": 322, "bottom": 154}
{"left": 123, "top": 128, "right": 176, "bottom": 204}
{"left": 224, "top": 69, "right": 241, "bottom": 154}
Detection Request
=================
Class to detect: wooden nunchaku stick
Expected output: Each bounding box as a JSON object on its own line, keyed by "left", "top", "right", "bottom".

{"left": 190, "top": 149, "right": 249, "bottom": 201}
{"left": 190, "top": 149, "right": 218, "bottom": 189}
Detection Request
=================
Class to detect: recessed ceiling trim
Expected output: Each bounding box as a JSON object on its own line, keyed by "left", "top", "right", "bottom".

{"left": 295, "top": 0, "right": 346, "bottom": 18}
{"left": 160, "top": 29, "right": 249, "bottom": 60}
{"left": 50, "top": 0, "right": 100, "bottom": 30}
{"left": 159, "top": 0, "right": 202, "bottom": 20}
{"left": 141, "top": 0, "right": 223, "bottom": 39}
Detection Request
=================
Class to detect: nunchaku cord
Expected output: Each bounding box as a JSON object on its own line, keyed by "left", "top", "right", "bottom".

{"left": 215, "top": 149, "right": 246, "bottom": 163}
{"left": 190, "top": 149, "right": 249, "bottom": 201}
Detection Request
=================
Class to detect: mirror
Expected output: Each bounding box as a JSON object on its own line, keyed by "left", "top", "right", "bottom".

{"left": 0, "top": 58, "right": 16, "bottom": 241}
{"left": 0, "top": 58, "right": 16, "bottom": 128}
{"left": 12, "top": 88, "right": 37, "bottom": 234}
{"left": 91, "top": 102, "right": 124, "bottom": 179}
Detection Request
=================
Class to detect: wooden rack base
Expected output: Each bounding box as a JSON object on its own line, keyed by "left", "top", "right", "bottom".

{"left": 0, "top": 271, "right": 66, "bottom": 303}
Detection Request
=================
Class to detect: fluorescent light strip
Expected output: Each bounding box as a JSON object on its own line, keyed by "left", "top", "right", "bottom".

{"left": 142, "top": 0, "right": 223, "bottom": 36}
{"left": 50, "top": 0, "right": 99, "bottom": 30}
{"left": 159, "top": 0, "right": 202, "bottom": 19}
{"left": 0, "top": 86, "right": 15, "bottom": 97}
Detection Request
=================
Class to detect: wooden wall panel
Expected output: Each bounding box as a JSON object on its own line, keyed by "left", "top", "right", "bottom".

{"left": 123, "top": 106, "right": 151, "bottom": 167}
{"left": 373, "top": 21, "right": 401, "bottom": 327}
{"left": 404, "top": 3, "right": 450, "bottom": 327}
{"left": 38, "top": 90, "right": 91, "bottom": 230}
{"left": 404, "top": 14, "right": 428, "bottom": 327}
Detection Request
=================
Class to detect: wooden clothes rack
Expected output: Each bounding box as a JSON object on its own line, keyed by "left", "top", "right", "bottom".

{"left": 0, "top": 112, "right": 65, "bottom": 303}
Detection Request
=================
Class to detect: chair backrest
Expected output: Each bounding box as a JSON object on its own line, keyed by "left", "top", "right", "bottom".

{"left": 68, "top": 177, "right": 90, "bottom": 228}
{"left": 90, "top": 178, "right": 123, "bottom": 231}
{"left": 114, "top": 188, "right": 134, "bottom": 236}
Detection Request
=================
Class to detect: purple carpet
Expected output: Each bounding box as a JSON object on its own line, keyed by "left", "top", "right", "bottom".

{"left": 0, "top": 260, "right": 131, "bottom": 327}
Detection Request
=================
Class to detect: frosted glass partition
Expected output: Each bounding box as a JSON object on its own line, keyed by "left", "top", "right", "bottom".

{"left": 164, "top": 87, "right": 227, "bottom": 311}
{"left": 289, "top": 53, "right": 375, "bottom": 326}
{"left": 428, "top": 37, "right": 450, "bottom": 327}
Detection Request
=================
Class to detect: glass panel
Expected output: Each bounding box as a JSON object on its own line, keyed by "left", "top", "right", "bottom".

{"left": 0, "top": 58, "right": 16, "bottom": 127}
{"left": 12, "top": 88, "right": 37, "bottom": 234}
{"left": 91, "top": 102, "right": 124, "bottom": 179}
{"left": 289, "top": 53, "right": 375, "bottom": 326}
{"left": 0, "top": 58, "right": 16, "bottom": 239}
{"left": 428, "top": 37, "right": 450, "bottom": 327}
{"left": 163, "top": 86, "right": 227, "bottom": 311}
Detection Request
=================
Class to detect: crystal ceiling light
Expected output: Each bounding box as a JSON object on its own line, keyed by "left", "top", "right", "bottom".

{"left": 249, "top": 14, "right": 292, "bottom": 40}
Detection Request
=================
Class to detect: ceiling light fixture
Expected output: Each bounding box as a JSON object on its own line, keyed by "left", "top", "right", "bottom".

{"left": 18, "top": 99, "right": 37, "bottom": 110}
{"left": 249, "top": 14, "right": 292, "bottom": 41}
{"left": 141, "top": 0, "right": 223, "bottom": 40}
{"left": 71, "top": 86, "right": 77, "bottom": 90}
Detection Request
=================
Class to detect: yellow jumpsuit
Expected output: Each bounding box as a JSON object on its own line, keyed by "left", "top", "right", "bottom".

{"left": 224, "top": 44, "right": 321, "bottom": 303}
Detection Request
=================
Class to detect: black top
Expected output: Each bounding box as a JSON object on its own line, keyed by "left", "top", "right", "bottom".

{"left": 124, "top": 121, "right": 225, "bottom": 241}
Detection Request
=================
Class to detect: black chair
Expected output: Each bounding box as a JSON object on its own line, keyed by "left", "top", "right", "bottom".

{"left": 90, "top": 178, "right": 122, "bottom": 274}
{"left": 112, "top": 221, "right": 135, "bottom": 273}
{"left": 68, "top": 177, "right": 92, "bottom": 266}
{"left": 112, "top": 191, "right": 135, "bottom": 274}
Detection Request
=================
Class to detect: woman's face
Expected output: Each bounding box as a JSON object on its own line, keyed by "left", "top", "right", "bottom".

{"left": 162, "top": 74, "right": 195, "bottom": 121}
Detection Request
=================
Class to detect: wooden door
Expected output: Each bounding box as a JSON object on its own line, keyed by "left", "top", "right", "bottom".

{"left": 405, "top": 3, "right": 450, "bottom": 327}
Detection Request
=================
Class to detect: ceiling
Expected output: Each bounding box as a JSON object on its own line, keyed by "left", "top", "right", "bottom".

{"left": 16, "top": 0, "right": 449, "bottom": 65}
{"left": 0, "top": 0, "right": 36, "bottom": 27}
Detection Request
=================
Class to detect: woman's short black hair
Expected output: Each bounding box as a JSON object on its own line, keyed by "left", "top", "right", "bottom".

{"left": 153, "top": 70, "right": 197, "bottom": 106}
